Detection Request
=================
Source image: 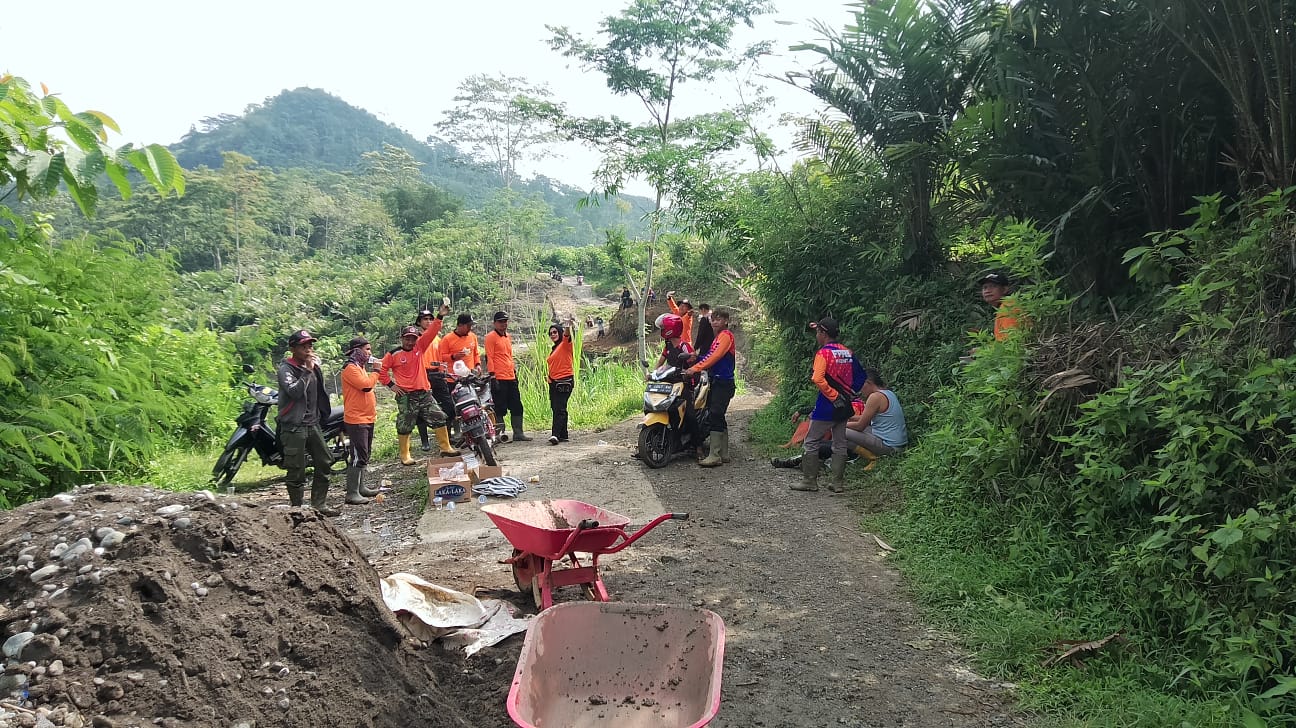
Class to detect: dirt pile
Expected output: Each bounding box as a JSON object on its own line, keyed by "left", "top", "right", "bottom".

{"left": 0, "top": 486, "right": 480, "bottom": 728}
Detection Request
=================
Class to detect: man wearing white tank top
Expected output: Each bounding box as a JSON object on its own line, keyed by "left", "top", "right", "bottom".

{"left": 845, "top": 368, "right": 909, "bottom": 456}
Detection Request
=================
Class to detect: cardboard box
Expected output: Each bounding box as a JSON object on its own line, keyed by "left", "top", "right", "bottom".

{"left": 469, "top": 465, "right": 505, "bottom": 485}
{"left": 427, "top": 456, "right": 471, "bottom": 504}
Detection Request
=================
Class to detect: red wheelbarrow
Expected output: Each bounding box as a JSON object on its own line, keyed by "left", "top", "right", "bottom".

{"left": 507, "top": 601, "right": 726, "bottom": 728}
{"left": 481, "top": 499, "right": 688, "bottom": 610}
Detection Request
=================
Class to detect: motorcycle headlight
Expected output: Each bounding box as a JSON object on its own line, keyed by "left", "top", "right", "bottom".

{"left": 253, "top": 386, "right": 278, "bottom": 404}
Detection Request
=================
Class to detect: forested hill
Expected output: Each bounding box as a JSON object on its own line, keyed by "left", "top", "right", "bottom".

{"left": 169, "top": 87, "right": 652, "bottom": 243}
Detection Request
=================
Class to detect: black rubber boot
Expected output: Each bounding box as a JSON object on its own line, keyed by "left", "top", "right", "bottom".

{"left": 287, "top": 484, "right": 305, "bottom": 507}
{"left": 310, "top": 481, "right": 340, "bottom": 516}
{"left": 510, "top": 415, "right": 533, "bottom": 442}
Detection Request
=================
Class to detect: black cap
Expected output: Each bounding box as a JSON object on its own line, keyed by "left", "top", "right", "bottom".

{"left": 493, "top": 311, "right": 510, "bottom": 322}
{"left": 287, "top": 329, "right": 317, "bottom": 347}
{"left": 344, "top": 336, "right": 370, "bottom": 354}
{"left": 810, "top": 318, "right": 840, "bottom": 338}
{"left": 978, "top": 272, "right": 1012, "bottom": 286}
{"left": 456, "top": 313, "right": 474, "bottom": 326}
{"left": 400, "top": 325, "right": 420, "bottom": 338}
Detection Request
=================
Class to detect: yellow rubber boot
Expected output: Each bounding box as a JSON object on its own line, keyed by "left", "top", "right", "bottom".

{"left": 853, "top": 446, "right": 879, "bottom": 472}
{"left": 399, "top": 434, "right": 417, "bottom": 466}
{"left": 436, "top": 427, "right": 460, "bottom": 456}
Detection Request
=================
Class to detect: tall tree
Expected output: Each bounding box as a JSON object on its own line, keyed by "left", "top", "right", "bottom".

{"left": 547, "top": 0, "right": 772, "bottom": 364}
{"left": 794, "top": 0, "right": 993, "bottom": 275}
{"left": 436, "top": 74, "right": 559, "bottom": 190}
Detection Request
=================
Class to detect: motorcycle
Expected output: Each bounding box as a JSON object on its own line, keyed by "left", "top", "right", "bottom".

{"left": 447, "top": 369, "right": 499, "bottom": 466}
{"left": 211, "top": 365, "right": 349, "bottom": 487}
{"left": 636, "top": 365, "right": 711, "bottom": 468}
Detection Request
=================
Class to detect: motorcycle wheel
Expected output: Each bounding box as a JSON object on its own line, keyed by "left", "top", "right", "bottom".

{"left": 212, "top": 445, "right": 251, "bottom": 487}
{"left": 321, "top": 430, "right": 350, "bottom": 473}
{"left": 637, "top": 424, "right": 671, "bottom": 469}
{"left": 475, "top": 437, "right": 498, "bottom": 467}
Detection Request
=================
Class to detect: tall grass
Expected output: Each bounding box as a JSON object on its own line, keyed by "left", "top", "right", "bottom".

{"left": 517, "top": 313, "right": 642, "bottom": 433}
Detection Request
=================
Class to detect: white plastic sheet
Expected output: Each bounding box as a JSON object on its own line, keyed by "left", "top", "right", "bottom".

{"left": 380, "top": 572, "right": 532, "bottom": 656}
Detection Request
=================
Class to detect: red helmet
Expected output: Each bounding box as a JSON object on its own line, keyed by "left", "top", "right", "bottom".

{"left": 656, "top": 313, "right": 683, "bottom": 340}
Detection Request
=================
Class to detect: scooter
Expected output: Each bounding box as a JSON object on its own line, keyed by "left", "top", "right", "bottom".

{"left": 448, "top": 370, "right": 499, "bottom": 466}
{"left": 211, "top": 365, "right": 348, "bottom": 487}
{"left": 636, "top": 365, "right": 710, "bottom": 468}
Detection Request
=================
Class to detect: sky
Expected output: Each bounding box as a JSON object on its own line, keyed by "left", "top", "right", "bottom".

{"left": 3, "top": 0, "right": 858, "bottom": 193}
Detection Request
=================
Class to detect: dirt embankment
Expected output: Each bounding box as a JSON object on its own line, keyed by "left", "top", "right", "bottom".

{"left": 0, "top": 488, "right": 480, "bottom": 728}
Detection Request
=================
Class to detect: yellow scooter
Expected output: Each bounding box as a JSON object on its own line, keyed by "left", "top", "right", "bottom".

{"left": 637, "top": 365, "right": 710, "bottom": 468}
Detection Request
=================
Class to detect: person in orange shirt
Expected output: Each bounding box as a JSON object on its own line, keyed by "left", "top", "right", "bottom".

{"left": 340, "top": 337, "right": 380, "bottom": 505}
{"left": 978, "top": 272, "right": 1024, "bottom": 341}
{"left": 485, "top": 311, "right": 532, "bottom": 442}
{"left": 418, "top": 308, "right": 459, "bottom": 456}
{"left": 546, "top": 317, "right": 576, "bottom": 445}
{"left": 685, "top": 309, "right": 736, "bottom": 467}
{"left": 378, "top": 304, "right": 448, "bottom": 466}
{"left": 438, "top": 313, "right": 481, "bottom": 373}
{"left": 666, "top": 291, "right": 695, "bottom": 348}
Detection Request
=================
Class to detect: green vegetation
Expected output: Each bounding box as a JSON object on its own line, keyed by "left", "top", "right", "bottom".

{"left": 730, "top": 0, "right": 1296, "bottom": 723}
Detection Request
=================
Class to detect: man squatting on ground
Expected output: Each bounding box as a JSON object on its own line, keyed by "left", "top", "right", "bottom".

{"left": 379, "top": 304, "right": 450, "bottom": 466}
{"left": 276, "top": 329, "right": 340, "bottom": 515}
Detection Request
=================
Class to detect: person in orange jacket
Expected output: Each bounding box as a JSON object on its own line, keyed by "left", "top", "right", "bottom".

{"left": 685, "top": 308, "right": 736, "bottom": 467}
{"left": 486, "top": 310, "right": 532, "bottom": 442}
{"left": 666, "top": 291, "right": 695, "bottom": 348}
{"left": 378, "top": 304, "right": 450, "bottom": 465}
{"left": 340, "top": 337, "right": 380, "bottom": 505}
{"left": 979, "top": 272, "right": 1024, "bottom": 341}
{"left": 546, "top": 317, "right": 576, "bottom": 445}
{"left": 418, "top": 308, "right": 459, "bottom": 456}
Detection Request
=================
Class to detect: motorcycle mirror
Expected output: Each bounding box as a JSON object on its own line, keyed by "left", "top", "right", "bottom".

{"left": 242, "top": 364, "right": 255, "bottom": 374}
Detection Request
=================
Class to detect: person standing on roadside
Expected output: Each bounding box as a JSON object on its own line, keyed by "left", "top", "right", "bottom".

{"left": 419, "top": 307, "right": 459, "bottom": 456}
{"left": 693, "top": 303, "right": 715, "bottom": 360}
{"left": 340, "top": 337, "right": 381, "bottom": 505}
{"left": 792, "top": 318, "right": 866, "bottom": 493}
{"left": 485, "top": 311, "right": 532, "bottom": 442}
{"left": 546, "top": 317, "right": 576, "bottom": 445}
{"left": 666, "top": 292, "right": 695, "bottom": 348}
{"left": 686, "top": 308, "right": 736, "bottom": 467}
{"left": 276, "top": 329, "right": 338, "bottom": 515}
{"left": 378, "top": 304, "right": 449, "bottom": 466}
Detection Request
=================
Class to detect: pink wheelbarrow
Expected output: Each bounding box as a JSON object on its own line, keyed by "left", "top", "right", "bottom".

{"left": 507, "top": 601, "right": 726, "bottom": 728}
{"left": 481, "top": 499, "right": 688, "bottom": 610}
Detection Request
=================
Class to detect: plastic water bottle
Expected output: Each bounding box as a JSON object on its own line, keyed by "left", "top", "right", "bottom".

{"left": 361, "top": 516, "right": 373, "bottom": 533}
{"left": 432, "top": 496, "right": 443, "bottom": 511}
{"left": 446, "top": 501, "right": 456, "bottom": 512}
{"left": 477, "top": 494, "right": 488, "bottom": 505}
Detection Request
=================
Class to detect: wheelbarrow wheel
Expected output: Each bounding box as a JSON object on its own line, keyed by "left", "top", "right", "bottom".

{"left": 511, "top": 549, "right": 540, "bottom": 593}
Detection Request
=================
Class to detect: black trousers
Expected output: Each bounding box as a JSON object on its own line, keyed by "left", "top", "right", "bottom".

{"left": 492, "top": 377, "right": 523, "bottom": 421}
{"left": 708, "top": 379, "right": 736, "bottom": 433}
{"left": 427, "top": 371, "right": 456, "bottom": 424}
{"left": 549, "top": 378, "right": 574, "bottom": 440}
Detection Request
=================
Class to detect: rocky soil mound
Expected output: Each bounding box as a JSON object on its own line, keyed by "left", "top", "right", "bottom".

{"left": 0, "top": 486, "right": 479, "bottom": 728}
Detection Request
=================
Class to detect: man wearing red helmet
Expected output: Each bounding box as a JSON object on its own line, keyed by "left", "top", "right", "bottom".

{"left": 654, "top": 313, "right": 694, "bottom": 370}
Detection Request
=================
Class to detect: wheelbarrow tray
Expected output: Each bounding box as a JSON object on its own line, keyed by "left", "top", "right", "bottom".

{"left": 507, "top": 602, "right": 726, "bottom": 728}
{"left": 482, "top": 500, "right": 632, "bottom": 559}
